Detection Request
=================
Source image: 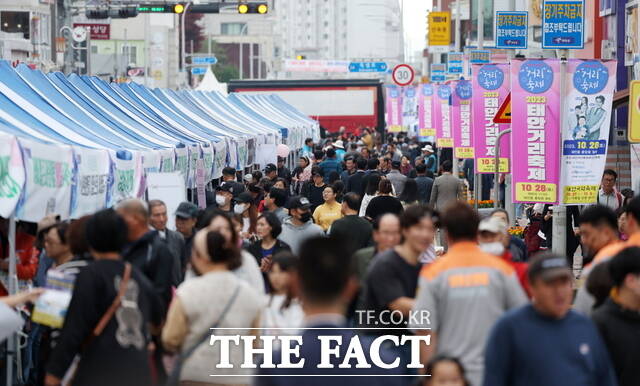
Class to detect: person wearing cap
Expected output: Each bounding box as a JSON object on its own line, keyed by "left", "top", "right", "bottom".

{"left": 386, "top": 159, "right": 407, "bottom": 197}
{"left": 411, "top": 203, "right": 527, "bottom": 386}
{"left": 214, "top": 182, "right": 235, "bottom": 213}
{"left": 478, "top": 216, "right": 530, "bottom": 297}
{"left": 174, "top": 201, "right": 199, "bottom": 262}
{"left": 277, "top": 156, "right": 292, "bottom": 184}
{"left": 592, "top": 247, "right": 640, "bottom": 386}
{"left": 483, "top": 253, "right": 617, "bottom": 386}
{"left": 222, "top": 166, "right": 245, "bottom": 197}
{"left": 264, "top": 163, "right": 278, "bottom": 182}
{"left": 333, "top": 139, "right": 346, "bottom": 161}
{"left": 234, "top": 192, "right": 258, "bottom": 240}
{"left": 423, "top": 144, "right": 437, "bottom": 175}
{"left": 278, "top": 196, "right": 324, "bottom": 255}
{"left": 318, "top": 148, "right": 342, "bottom": 184}
{"left": 301, "top": 167, "right": 327, "bottom": 213}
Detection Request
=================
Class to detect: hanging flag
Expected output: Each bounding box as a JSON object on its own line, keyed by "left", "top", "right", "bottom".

{"left": 452, "top": 79, "right": 474, "bottom": 158}
{"left": 0, "top": 133, "right": 26, "bottom": 218}
{"left": 385, "top": 85, "right": 403, "bottom": 133}
{"left": 434, "top": 84, "right": 453, "bottom": 148}
{"left": 418, "top": 84, "right": 436, "bottom": 142}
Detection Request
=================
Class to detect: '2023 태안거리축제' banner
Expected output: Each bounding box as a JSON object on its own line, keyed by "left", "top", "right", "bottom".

{"left": 472, "top": 64, "right": 511, "bottom": 173}
{"left": 560, "top": 60, "right": 617, "bottom": 204}
{"left": 433, "top": 84, "right": 453, "bottom": 148}
{"left": 511, "top": 59, "right": 561, "bottom": 204}
{"left": 452, "top": 80, "right": 474, "bottom": 159}
{"left": 418, "top": 84, "right": 436, "bottom": 142}
{"left": 386, "top": 85, "right": 403, "bottom": 133}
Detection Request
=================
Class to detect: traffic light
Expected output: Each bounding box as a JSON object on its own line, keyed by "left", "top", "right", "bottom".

{"left": 138, "top": 3, "right": 186, "bottom": 13}
{"left": 86, "top": 6, "right": 138, "bottom": 19}
{"left": 296, "top": 55, "right": 306, "bottom": 60}
{"left": 238, "top": 2, "right": 269, "bottom": 14}
{"left": 85, "top": 9, "right": 109, "bottom": 19}
{"left": 173, "top": 4, "right": 185, "bottom": 14}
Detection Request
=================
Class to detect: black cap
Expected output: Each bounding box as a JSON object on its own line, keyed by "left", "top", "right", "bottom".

{"left": 527, "top": 253, "right": 573, "bottom": 283}
{"left": 215, "top": 182, "right": 234, "bottom": 194}
{"left": 286, "top": 196, "right": 311, "bottom": 210}
{"left": 175, "top": 202, "right": 198, "bottom": 219}
{"left": 235, "top": 192, "right": 253, "bottom": 204}
{"left": 391, "top": 160, "right": 401, "bottom": 169}
{"left": 264, "top": 163, "right": 277, "bottom": 173}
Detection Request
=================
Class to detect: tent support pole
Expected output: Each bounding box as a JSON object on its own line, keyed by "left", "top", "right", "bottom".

{"left": 6, "top": 214, "right": 17, "bottom": 386}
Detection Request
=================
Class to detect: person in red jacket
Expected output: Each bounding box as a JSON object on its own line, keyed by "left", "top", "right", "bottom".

{"left": 478, "top": 216, "right": 531, "bottom": 297}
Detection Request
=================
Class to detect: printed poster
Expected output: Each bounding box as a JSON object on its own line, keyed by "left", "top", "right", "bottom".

{"left": 385, "top": 85, "right": 403, "bottom": 133}
{"left": 452, "top": 80, "right": 474, "bottom": 158}
{"left": 560, "top": 60, "right": 617, "bottom": 204}
{"left": 472, "top": 64, "right": 511, "bottom": 173}
{"left": 418, "top": 84, "right": 436, "bottom": 142}
{"left": 212, "top": 140, "right": 227, "bottom": 180}
{"left": 511, "top": 59, "right": 561, "bottom": 204}
{"left": 112, "top": 149, "right": 144, "bottom": 203}
{"left": 0, "top": 133, "right": 25, "bottom": 218}
{"left": 402, "top": 86, "right": 418, "bottom": 135}
{"left": 71, "top": 147, "right": 111, "bottom": 219}
{"left": 16, "top": 138, "right": 73, "bottom": 221}
{"left": 434, "top": 84, "right": 453, "bottom": 148}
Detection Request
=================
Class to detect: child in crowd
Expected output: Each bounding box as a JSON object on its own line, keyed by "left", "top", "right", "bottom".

{"left": 424, "top": 356, "right": 469, "bottom": 386}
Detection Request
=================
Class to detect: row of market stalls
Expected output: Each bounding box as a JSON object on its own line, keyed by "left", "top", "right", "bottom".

{"left": 0, "top": 61, "right": 320, "bottom": 223}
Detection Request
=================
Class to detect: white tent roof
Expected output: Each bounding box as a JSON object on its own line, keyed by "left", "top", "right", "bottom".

{"left": 196, "top": 67, "right": 227, "bottom": 95}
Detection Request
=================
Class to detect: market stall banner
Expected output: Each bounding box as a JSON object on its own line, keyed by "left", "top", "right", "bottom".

{"left": 452, "top": 80, "right": 474, "bottom": 158}
{"left": 16, "top": 138, "right": 74, "bottom": 221}
{"left": 160, "top": 148, "right": 175, "bottom": 173}
{"left": 402, "top": 86, "right": 418, "bottom": 135}
{"left": 71, "top": 147, "right": 112, "bottom": 219}
{"left": 174, "top": 145, "right": 190, "bottom": 184}
{"left": 226, "top": 138, "right": 238, "bottom": 172}
{"left": 418, "top": 84, "right": 436, "bottom": 142}
{"left": 213, "top": 140, "right": 227, "bottom": 179}
{"left": 202, "top": 142, "right": 214, "bottom": 182}
{"left": 511, "top": 59, "right": 561, "bottom": 204}
{"left": 385, "top": 85, "right": 403, "bottom": 133}
{"left": 112, "top": 149, "right": 144, "bottom": 203}
{"left": 472, "top": 64, "right": 511, "bottom": 173}
{"left": 188, "top": 144, "right": 202, "bottom": 189}
{"left": 237, "top": 137, "right": 248, "bottom": 170}
{"left": 560, "top": 60, "right": 617, "bottom": 204}
{"left": 0, "top": 133, "right": 26, "bottom": 218}
{"left": 434, "top": 84, "right": 453, "bottom": 148}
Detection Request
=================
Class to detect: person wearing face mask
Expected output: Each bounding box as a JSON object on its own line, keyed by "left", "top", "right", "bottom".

{"left": 213, "top": 183, "right": 235, "bottom": 213}
{"left": 234, "top": 192, "right": 258, "bottom": 241}
{"left": 277, "top": 196, "right": 324, "bottom": 255}
{"left": 478, "top": 217, "right": 531, "bottom": 297}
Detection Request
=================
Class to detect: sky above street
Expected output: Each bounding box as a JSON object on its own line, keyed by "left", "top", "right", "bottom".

{"left": 403, "top": 0, "right": 430, "bottom": 62}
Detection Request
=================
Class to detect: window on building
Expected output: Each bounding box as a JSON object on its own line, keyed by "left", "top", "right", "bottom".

{"left": 221, "top": 22, "right": 248, "bottom": 36}
{"left": 122, "top": 45, "right": 137, "bottom": 65}
{"left": 91, "top": 45, "right": 98, "bottom": 54}
{"left": 1, "top": 11, "right": 30, "bottom": 39}
{"left": 322, "top": 33, "right": 328, "bottom": 39}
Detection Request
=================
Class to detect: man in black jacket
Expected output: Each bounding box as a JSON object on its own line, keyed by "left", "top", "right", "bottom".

{"left": 148, "top": 199, "right": 187, "bottom": 278}
{"left": 116, "top": 199, "right": 176, "bottom": 312}
{"left": 592, "top": 247, "right": 640, "bottom": 386}
{"left": 346, "top": 158, "right": 368, "bottom": 196}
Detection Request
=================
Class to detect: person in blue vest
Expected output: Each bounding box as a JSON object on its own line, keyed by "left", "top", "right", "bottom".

{"left": 422, "top": 144, "right": 437, "bottom": 176}
{"left": 318, "top": 148, "right": 342, "bottom": 184}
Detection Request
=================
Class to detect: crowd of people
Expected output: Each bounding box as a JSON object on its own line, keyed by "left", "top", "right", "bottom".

{"left": 0, "top": 128, "right": 638, "bottom": 386}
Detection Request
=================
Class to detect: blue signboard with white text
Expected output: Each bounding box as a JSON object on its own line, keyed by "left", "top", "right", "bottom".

{"left": 542, "top": 0, "right": 585, "bottom": 49}
{"left": 431, "top": 63, "right": 446, "bottom": 82}
{"left": 193, "top": 56, "right": 218, "bottom": 65}
{"left": 349, "top": 62, "right": 388, "bottom": 73}
{"left": 495, "top": 11, "right": 528, "bottom": 49}
{"left": 191, "top": 67, "right": 208, "bottom": 75}
{"left": 447, "top": 52, "right": 464, "bottom": 74}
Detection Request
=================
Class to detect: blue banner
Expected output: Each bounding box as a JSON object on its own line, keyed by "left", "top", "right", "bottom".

{"left": 447, "top": 52, "right": 464, "bottom": 74}
{"left": 193, "top": 56, "right": 218, "bottom": 65}
{"left": 495, "top": 11, "right": 528, "bottom": 49}
{"left": 431, "top": 64, "right": 446, "bottom": 82}
{"left": 563, "top": 140, "right": 607, "bottom": 156}
{"left": 349, "top": 62, "right": 388, "bottom": 73}
{"left": 542, "top": 0, "right": 585, "bottom": 49}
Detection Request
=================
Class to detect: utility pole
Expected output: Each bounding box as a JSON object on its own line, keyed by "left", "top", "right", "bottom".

{"left": 478, "top": 0, "right": 484, "bottom": 50}
{"left": 454, "top": 0, "right": 461, "bottom": 52}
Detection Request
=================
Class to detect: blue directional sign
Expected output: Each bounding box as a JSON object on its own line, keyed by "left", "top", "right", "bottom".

{"left": 470, "top": 50, "right": 491, "bottom": 64}
{"left": 495, "top": 11, "right": 528, "bottom": 49}
{"left": 430, "top": 63, "right": 446, "bottom": 82}
{"left": 447, "top": 52, "right": 464, "bottom": 74}
{"left": 542, "top": 0, "right": 585, "bottom": 49}
{"left": 348, "top": 62, "right": 388, "bottom": 73}
{"left": 191, "top": 67, "right": 208, "bottom": 75}
{"left": 193, "top": 56, "right": 218, "bottom": 65}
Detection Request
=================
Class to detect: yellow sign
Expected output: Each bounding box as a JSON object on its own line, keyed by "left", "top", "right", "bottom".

{"left": 477, "top": 158, "right": 510, "bottom": 173}
{"left": 629, "top": 81, "right": 640, "bottom": 143}
{"left": 428, "top": 12, "right": 451, "bottom": 46}
{"left": 419, "top": 128, "right": 436, "bottom": 137}
{"left": 437, "top": 138, "right": 453, "bottom": 148}
{"left": 562, "top": 185, "right": 599, "bottom": 204}
{"left": 455, "top": 147, "right": 475, "bottom": 159}
{"left": 387, "top": 125, "right": 402, "bottom": 133}
{"left": 515, "top": 183, "right": 557, "bottom": 203}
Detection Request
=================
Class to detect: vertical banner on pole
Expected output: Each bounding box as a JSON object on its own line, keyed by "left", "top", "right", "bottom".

{"left": 473, "top": 64, "right": 511, "bottom": 173}
{"left": 0, "top": 133, "right": 25, "bottom": 218}
{"left": 434, "top": 84, "right": 453, "bottom": 148}
{"left": 402, "top": 86, "right": 418, "bottom": 135}
{"left": 452, "top": 79, "right": 474, "bottom": 158}
{"left": 386, "top": 85, "right": 403, "bottom": 133}
{"left": 560, "top": 60, "right": 617, "bottom": 204}
{"left": 418, "top": 84, "right": 436, "bottom": 142}
{"left": 511, "top": 59, "right": 561, "bottom": 204}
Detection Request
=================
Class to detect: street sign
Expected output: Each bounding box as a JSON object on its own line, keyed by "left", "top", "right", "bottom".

{"left": 193, "top": 56, "right": 218, "bottom": 65}
{"left": 470, "top": 50, "right": 491, "bottom": 64}
{"left": 430, "top": 63, "right": 446, "bottom": 82}
{"left": 629, "top": 81, "right": 640, "bottom": 142}
{"left": 542, "top": 0, "right": 585, "bottom": 49}
{"left": 72, "top": 26, "right": 87, "bottom": 43}
{"left": 428, "top": 11, "right": 451, "bottom": 47}
{"left": 73, "top": 23, "right": 110, "bottom": 40}
{"left": 348, "top": 62, "right": 388, "bottom": 73}
{"left": 447, "top": 52, "right": 464, "bottom": 74}
{"left": 392, "top": 64, "right": 415, "bottom": 86}
{"left": 191, "top": 67, "right": 208, "bottom": 75}
{"left": 495, "top": 11, "right": 528, "bottom": 49}
{"left": 493, "top": 92, "right": 511, "bottom": 124}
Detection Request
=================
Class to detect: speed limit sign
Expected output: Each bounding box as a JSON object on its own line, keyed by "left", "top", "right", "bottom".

{"left": 392, "top": 64, "right": 415, "bottom": 86}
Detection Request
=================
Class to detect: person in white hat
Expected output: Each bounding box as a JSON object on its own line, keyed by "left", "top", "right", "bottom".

{"left": 333, "top": 140, "right": 346, "bottom": 161}
{"left": 422, "top": 144, "right": 437, "bottom": 174}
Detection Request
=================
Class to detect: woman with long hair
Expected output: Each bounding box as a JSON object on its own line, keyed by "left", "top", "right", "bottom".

{"left": 292, "top": 156, "right": 312, "bottom": 195}
{"left": 233, "top": 192, "right": 258, "bottom": 241}
{"left": 162, "top": 229, "right": 263, "bottom": 385}
{"left": 262, "top": 252, "right": 303, "bottom": 335}
{"left": 359, "top": 174, "right": 382, "bottom": 217}
{"left": 398, "top": 178, "right": 419, "bottom": 207}
{"left": 312, "top": 185, "right": 344, "bottom": 232}
{"left": 365, "top": 178, "right": 404, "bottom": 220}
